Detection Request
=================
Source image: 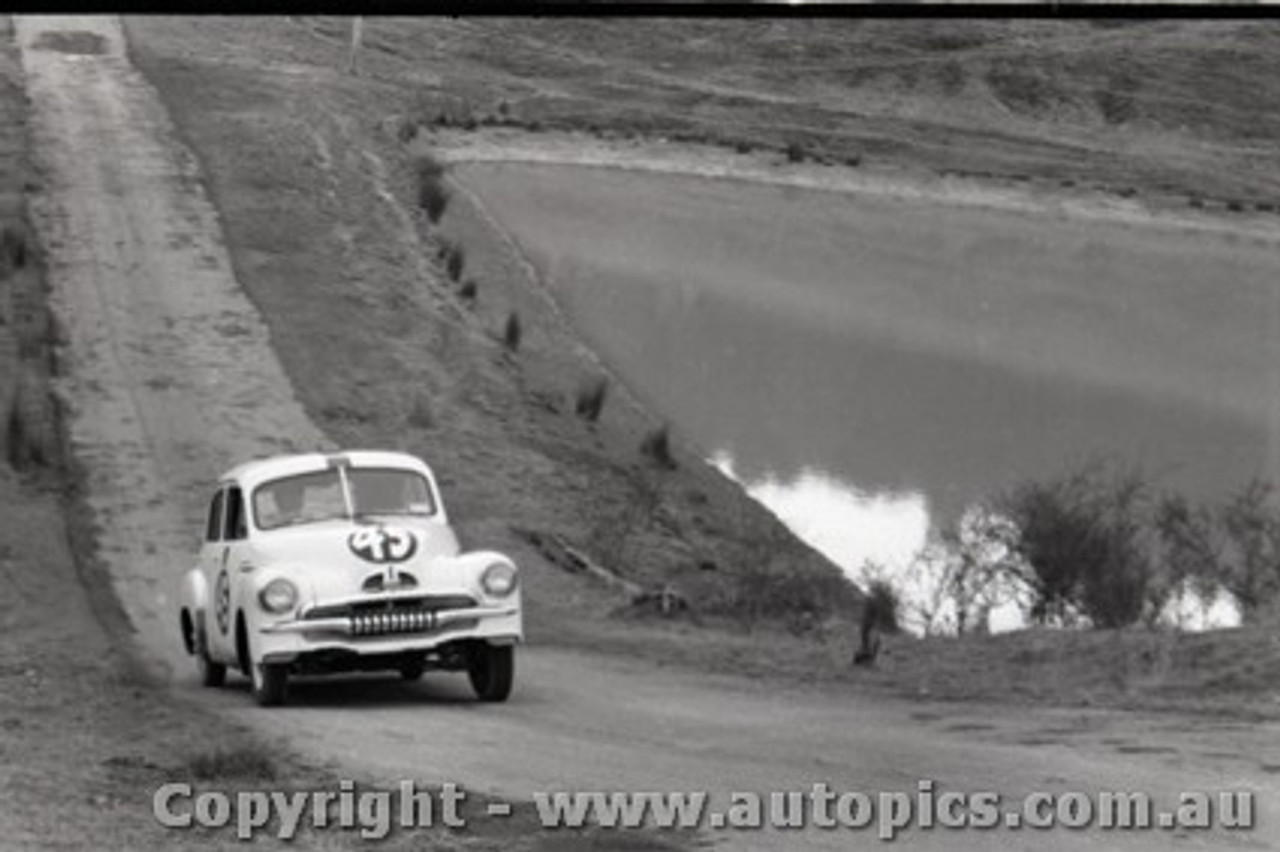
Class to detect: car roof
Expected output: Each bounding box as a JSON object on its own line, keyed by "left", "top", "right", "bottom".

{"left": 219, "top": 450, "right": 433, "bottom": 490}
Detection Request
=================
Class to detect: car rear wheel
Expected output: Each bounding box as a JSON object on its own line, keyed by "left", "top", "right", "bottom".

{"left": 250, "top": 660, "right": 289, "bottom": 707}
{"left": 467, "top": 644, "right": 513, "bottom": 703}
{"left": 399, "top": 659, "right": 426, "bottom": 682}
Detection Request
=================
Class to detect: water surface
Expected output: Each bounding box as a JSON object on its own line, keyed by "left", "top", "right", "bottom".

{"left": 459, "top": 161, "right": 1280, "bottom": 584}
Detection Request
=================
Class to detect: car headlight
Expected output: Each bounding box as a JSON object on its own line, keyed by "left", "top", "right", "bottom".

{"left": 258, "top": 578, "right": 298, "bottom": 614}
{"left": 480, "top": 562, "right": 518, "bottom": 597}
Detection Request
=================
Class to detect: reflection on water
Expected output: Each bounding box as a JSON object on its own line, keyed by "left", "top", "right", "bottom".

{"left": 459, "top": 162, "right": 1277, "bottom": 630}
{"left": 709, "top": 450, "right": 929, "bottom": 575}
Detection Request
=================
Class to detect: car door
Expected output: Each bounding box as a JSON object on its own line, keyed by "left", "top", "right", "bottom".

{"left": 222, "top": 484, "right": 254, "bottom": 635}
{"left": 200, "top": 486, "right": 234, "bottom": 661}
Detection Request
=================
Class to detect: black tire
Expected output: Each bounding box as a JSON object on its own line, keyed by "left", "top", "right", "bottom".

{"left": 197, "top": 644, "right": 227, "bottom": 688}
{"left": 467, "top": 644, "right": 514, "bottom": 703}
{"left": 250, "top": 660, "right": 289, "bottom": 707}
{"left": 399, "top": 659, "right": 426, "bottom": 682}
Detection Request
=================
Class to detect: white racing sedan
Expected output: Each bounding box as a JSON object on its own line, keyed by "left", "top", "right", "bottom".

{"left": 178, "top": 450, "right": 522, "bottom": 706}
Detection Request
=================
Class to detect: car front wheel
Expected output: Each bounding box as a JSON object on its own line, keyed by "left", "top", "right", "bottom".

{"left": 197, "top": 645, "right": 226, "bottom": 688}
{"left": 467, "top": 644, "right": 514, "bottom": 703}
{"left": 250, "top": 660, "right": 289, "bottom": 707}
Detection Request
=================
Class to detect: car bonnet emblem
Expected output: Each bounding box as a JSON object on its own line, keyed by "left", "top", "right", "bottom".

{"left": 347, "top": 525, "right": 418, "bottom": 564}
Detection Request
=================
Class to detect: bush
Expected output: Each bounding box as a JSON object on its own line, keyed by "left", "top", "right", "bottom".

{"left": 443, "top": 242, "right": 466, "bottom": 282}
{"left": 0, "top": 226, "right": 27, "bottom": 279}
{"left": 414, "top": 155, "right": 450, "bottom": 224}
{"left": 1155, "top": 480, "right": 1280, "bottom": 624}
{"left": 502, "top": 311, "right": 522, "bottom": 352}
{"left": 574, "top": 375, "right": 608, "bottom": 423}
{"left": 5, "top": 368, "right": 57, "bottom": 472}
{"left": 1217, "top": 480, "right": 1280, "bottom": 619}
{"left": 639, "top": 423, "right": 676, "bottom": 470}
{"left": 785, "top": 142, "right": 806, "bottom": 164}
{"left": 863, "top": 580, "right": 901, "bottom": 634}
{"left": 407, "top": 394, "right": 434, "bottom": 429}
{"left": 999, "top": 461, "right": 1156, "bottom": 629}
{"left": 396, "top": 118, "right": 418, "bottom": 144}
{"left": 458, "top": 278, "right": 478, "bottom": 303}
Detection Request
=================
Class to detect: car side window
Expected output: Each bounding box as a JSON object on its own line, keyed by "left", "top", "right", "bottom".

{"left": 206, "top": 489, "right": 225, "bottom": 543}
{"left": 224, "top": 486, "right": 247, "bottom": 541}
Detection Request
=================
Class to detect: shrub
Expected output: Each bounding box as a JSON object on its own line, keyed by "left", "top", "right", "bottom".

{"left": 407, "top": 394, "right": 434, "bottom": 429}
{"left": 0, "top": 226, "right": 27, "bottom": 279}
{"left": 458, "top": 278, "right": 478, "bottom": 303}
{"left": 396, "top": 118, "right": 418, "bottom": 144}
{"left": 639, "top": 423, "right": 676, "bottom": 470}
{"left": 574, "top": 375, "right": 608, "bottom": 423}
{"left": 854, "top": 579, "right": 901, "bottom": 662}
{"left": 443, "top": 242, "right": 466, "bottom": 282}
{"left": 5, "top": 368, "right": 57, "bottom": 472}
{"left": 863, "top": 580, "right": 901, "bottom": 634}
{"left": 502, "top": 311, "right": 522, "bottom": 352}
{"left": 414, "top": 154, "right": 450, "bottom": 224}
{"left": 734, "top": 140, "right": 753, "bottom": 155}
{"left": 999, "top": 461, "right": 1155, "bottom": 629}
{"left": 785, "top": 141, "right": 805, "bottom": 164}
{"left": 1217, "top": 480, "right": 1280, "bottom": 619}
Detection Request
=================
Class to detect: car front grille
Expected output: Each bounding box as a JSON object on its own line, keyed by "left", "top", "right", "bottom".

{"left": 352, "top": 610, "right": 437, "bottom": 636}
{"left": 303, "top": 595, "right": 479, "bottom": 638}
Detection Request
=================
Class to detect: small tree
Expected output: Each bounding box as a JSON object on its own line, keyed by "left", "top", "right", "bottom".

{"left": 1155, "top": 493, "right": 1224, "bottom": 627}
{"left": 854, "top": 579, "right": 900, "bottom": 666}
{"left": 1000, "top": 461, "right": 1156, "bottom": 629}
{"left": 415, "top": 155, "right": 451, "bottom": 224}
{"left": 1218, "top": 479, "right": 1280, "bottom": 620}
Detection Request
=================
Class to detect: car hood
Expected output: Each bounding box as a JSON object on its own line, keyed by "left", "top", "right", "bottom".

{"left": 250, "top": 519, "right": 468, "bottom": 603}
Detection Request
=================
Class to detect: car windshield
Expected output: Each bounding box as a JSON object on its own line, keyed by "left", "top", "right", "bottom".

{"left": 348, "top": 468, "right": 436, "bottom": 518}
{"left": 253, "top": 467, "right": 435, "bottom": 531}
{"left": 254, "top": 470, "right": 348, "bottom": 531}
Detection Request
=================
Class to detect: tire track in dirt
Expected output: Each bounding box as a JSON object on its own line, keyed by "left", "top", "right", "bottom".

{"left": 16, "top": 16, "right": 330, "bottom": 676}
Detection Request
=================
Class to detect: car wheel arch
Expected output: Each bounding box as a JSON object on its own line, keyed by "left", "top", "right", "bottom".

{"left": 235, "top": 611, "right": 251, "bottom": 675}
{"left": 180, "top": 608, "right": 195, "bottom": 656}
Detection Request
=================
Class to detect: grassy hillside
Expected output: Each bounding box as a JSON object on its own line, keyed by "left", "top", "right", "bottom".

{"left": 339, "top": 18, "right": 1280, "bottom": 209}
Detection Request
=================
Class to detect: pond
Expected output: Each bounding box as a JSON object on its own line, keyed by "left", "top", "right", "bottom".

{"left": 458, "top": 161, "right": 1278, "bottom": 627}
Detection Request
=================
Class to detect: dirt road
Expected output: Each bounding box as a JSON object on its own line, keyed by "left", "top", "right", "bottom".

{"left": 14, "top": 16, "right": 1280, "bottom": 851}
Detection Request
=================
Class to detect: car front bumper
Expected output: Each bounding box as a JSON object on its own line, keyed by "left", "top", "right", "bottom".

{"left": 256, "top": 602, "right": 521, "bottom": 666}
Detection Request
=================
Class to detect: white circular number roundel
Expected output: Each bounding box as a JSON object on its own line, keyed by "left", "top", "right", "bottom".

{"left": 347, "top": 526, "right": 418, "bottom": 564}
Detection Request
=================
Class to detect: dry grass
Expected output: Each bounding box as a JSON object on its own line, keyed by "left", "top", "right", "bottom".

{"left": 183, "top": 746, "right": 278, "bottom": 782}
